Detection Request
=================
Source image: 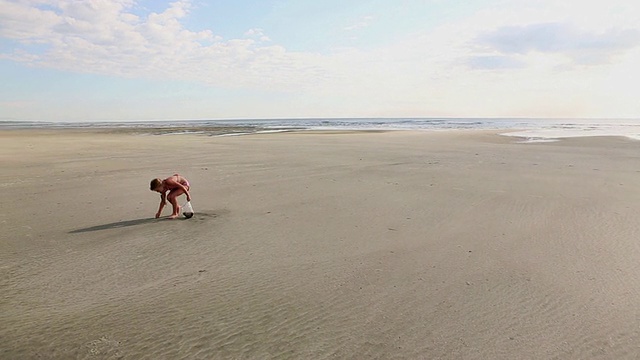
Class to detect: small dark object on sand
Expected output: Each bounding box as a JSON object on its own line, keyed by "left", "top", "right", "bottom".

{"left": 184, "top": 212, "right": 194, "bottom": 219}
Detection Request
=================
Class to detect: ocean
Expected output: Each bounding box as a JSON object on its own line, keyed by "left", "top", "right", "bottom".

{"left": 2, "top": 118, "right": 640, "bottom": 142}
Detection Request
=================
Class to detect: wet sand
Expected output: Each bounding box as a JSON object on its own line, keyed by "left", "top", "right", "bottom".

{"left": 2, "top": 129, "right": 640, "bottom": 359}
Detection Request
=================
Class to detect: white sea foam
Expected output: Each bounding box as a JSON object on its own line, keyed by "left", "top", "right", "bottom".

{"left": 500, "top": 119, "right": 640, "bottom": 142}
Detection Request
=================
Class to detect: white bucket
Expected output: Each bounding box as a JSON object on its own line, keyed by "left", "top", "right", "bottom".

{"left": 182, "top": 201, "right": 194, "bottom": 219}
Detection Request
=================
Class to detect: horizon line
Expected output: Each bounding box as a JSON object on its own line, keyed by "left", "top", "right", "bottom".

{"left": 2, "top": 116, "right": 640, "bottom": 124}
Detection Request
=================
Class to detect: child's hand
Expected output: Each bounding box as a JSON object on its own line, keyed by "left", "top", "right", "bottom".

{"left": 155, "top": 211, "right": 161, "bottom": 219}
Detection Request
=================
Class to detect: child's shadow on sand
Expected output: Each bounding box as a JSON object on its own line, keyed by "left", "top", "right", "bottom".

{"left": 69, "top": 218, "right": 159, "bottom": 233}
{"left": 69, "top": 211, "right": 219, "bottom": 233}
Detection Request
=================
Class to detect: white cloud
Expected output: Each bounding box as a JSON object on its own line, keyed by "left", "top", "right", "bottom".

{"left": 474, "top": 23, "right": 640, "bottom": 65}
{"left": 244, "top": 28, "right": 271, "bottom": 42}
{"left": 1, "top": 0, "right": 639, "bottom": 119}
{"left": 0, "top": 0, "right": 61, "bottom": 40}
{"left": 0, "top": 0, "right": 329, "bottom": 90}
{"left": 300, "top": 0, "right": 640, "bottom": 118}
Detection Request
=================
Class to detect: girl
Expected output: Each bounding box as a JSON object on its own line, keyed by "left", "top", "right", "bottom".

{"left": 150, "top": 174, "right": 191, "bottom": 219}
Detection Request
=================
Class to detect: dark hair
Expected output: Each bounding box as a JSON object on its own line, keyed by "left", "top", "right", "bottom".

{"left": 150, "top": 178, "right": 162, "bottom": 190}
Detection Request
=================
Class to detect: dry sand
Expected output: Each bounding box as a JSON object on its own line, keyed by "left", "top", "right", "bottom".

{"left": 2, "top": 129, "right": 640, "bottom": 359}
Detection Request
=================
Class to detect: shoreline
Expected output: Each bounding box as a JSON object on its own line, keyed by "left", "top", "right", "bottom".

{"left": 3, "top": 116, "right": 640, "bottom": 142}
{"left": 3, "top": 125, "right": 640, "bottom": 143}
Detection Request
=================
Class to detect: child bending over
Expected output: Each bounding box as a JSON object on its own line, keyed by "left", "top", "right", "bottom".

{"left": 150, "top": 174, "right": 191, "bottom": 219}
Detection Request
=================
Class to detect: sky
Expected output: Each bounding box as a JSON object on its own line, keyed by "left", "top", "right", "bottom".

{"left": 1, "top": 0, "right": 640, "bottom": 122}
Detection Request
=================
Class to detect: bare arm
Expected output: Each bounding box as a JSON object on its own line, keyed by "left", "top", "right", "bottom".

{"left": 156, "top": 192, "right": 167, "bottom": 218}
{"left": 182, "top": 185, "right": 191, "bottom": 202}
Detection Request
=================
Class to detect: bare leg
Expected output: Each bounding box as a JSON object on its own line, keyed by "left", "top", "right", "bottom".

{"left": 167, "top": 188, "right": 185, "bottom": 219}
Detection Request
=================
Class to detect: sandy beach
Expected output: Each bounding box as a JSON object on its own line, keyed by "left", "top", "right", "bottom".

{"left": 2, "top": 129, "right": 640, "bottom": 359}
